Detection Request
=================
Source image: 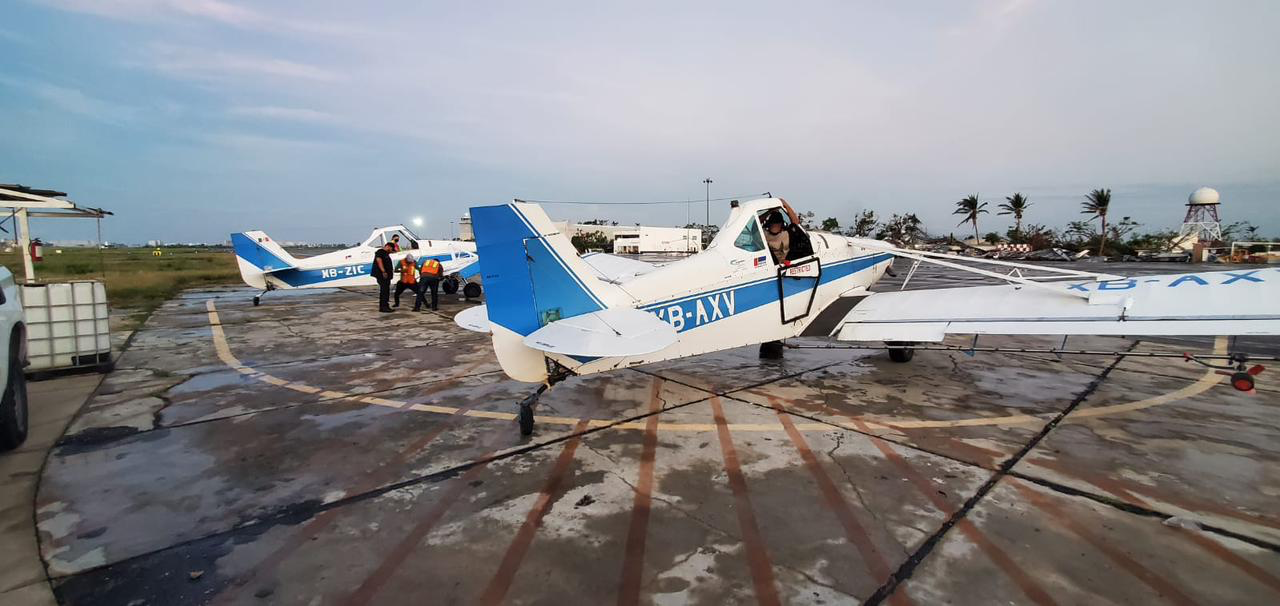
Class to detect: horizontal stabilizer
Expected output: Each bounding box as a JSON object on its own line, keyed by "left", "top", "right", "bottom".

{"left": 522, "top": 308, "right": 677, "bottom": 357}
{"left": 838, "top": 270, "right": 1280, "bottom": 341}
{"left": 454, "top": 305, "right": 490, "bottom": 333}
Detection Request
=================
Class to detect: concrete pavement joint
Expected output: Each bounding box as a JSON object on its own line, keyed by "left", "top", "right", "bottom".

{"left": 44, "top": 390, "right": 723, "bottom": 583}
{"left": 862, "top": 340, "right": 1134, "bottom": 606}
{"left": 1009, "top": 471, "right": 1280, "bottom": 554}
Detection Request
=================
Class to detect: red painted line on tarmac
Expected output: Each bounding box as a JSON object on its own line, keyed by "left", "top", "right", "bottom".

{"left": 213, "top": 387, "right": 481, "bottom": 605}
{"left": 853, "top": 421, "right": 1058, "bottom": 606}
{"left": 1009, "top": 478, "right": 1198, "bottom": 606}
{"left": 617, "top": 379, "right": 664, "bottom": 606}
{"left": 767, "top": 396, "right": 903, "bottom": 602}
{"left": 1014, "top": 454, "right": 1280, "bottom": 597}
{"left": 477, "top": 419, "right": 591, "bottom": 606}
{"left": 710, "top": 396, "right": 782, "bottom": 606}
{"left": 343, "top": 460, "right": 492, "bottom": 606}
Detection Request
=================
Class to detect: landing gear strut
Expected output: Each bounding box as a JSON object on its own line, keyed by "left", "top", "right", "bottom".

{"left": 517, "top": 363, "right": 570, "bottom": 436}
{"left": 253, "top": 288, "right": 272, "bottom": 306}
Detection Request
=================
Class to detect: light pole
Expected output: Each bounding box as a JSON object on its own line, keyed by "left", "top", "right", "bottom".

{"left": 702, "top": 177, "right": 713, "bottom": 227}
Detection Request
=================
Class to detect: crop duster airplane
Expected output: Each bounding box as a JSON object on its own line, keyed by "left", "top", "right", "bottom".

{"left": 233, "top": 225, "right": 482, "bottom": 305}
{"left": 456, "top": 198, "right": 1278, "bottom": 435}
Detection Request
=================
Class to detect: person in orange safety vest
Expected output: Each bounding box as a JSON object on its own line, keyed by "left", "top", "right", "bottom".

{"left": 418, "top": 257, "right": 444, "bottom": 311}
{"left": 393, "top": 254, "right": 419, "bottom": 309}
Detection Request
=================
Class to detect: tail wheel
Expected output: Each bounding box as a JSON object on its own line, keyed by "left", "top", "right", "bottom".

{"left": 1230, "top": 371, "right": 1255, "bottom": 392}
{"left": 0, "top": 340, "right": 29, "bottom": 451}
{"left": 887, "top": 342, "right": 915, "bottom": 363}
{"left": 441, "top": 278, "right": 459, "bottom": 295}
{"left": 463, "top": 282, "right": 482, "bottom": 299}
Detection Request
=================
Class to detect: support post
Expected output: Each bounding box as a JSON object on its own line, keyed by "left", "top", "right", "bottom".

{"left": 17, "top": 209, "right": 34, "bottom": 284}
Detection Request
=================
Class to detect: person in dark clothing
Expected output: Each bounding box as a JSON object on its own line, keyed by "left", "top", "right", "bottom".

{"left": 372, "top": 242, "right": 395, "bottom": 312}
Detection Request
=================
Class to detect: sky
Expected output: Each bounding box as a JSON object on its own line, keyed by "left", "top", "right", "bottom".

{"left": 1, "top": 0, "right": 1278, "bottom": 244}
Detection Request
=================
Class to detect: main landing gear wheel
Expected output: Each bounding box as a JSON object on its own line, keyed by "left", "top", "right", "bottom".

{"left": 463, "top": 282, "right": 482, "bottom": 299}
{"left": 887, "top": 342, "right": 915, "bottom": 363}
{"left": 253, "top": 296, "right": 260, "bottom": 306}
{"left": 442, "top": 278, "right": 459, "bottom": 295}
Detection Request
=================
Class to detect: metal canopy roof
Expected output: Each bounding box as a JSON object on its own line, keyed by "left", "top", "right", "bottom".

{"left": 0, "top": 184, "right": 113, "bottom": 283}
{"left": 0, "top": 184, "right": 113, "bottom": 218}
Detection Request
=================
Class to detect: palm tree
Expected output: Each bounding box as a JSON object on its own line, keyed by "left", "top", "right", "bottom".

{"left": 1082, "top": 188, "right": 1112, "bottom": 255}
{"left": 953, "top": 194, "right": 988, "bottom": 242}
{"left": 998, "top": 193, "right": 1031, "bottom": 233}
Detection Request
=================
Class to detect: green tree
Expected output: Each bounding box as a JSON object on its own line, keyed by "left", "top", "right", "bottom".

{"left": 983, "top": 232, "right": 1002, "bottom": 245}
{"left": 997, "top": 193, "right": 1031, "bottom": 234}
{"left": 1082, "top": 188, "right": 1112, "bottom": 256}
{"left": 570, "top": 230, "right": 612, "bottom": 253}
{"left": 875, "top": 213, "right": 925, "bottom": 245}
{"left": 820, "top": 217, "right": 841, "bottom": 232}
{"left": 953, "top": 194, "right": 988, "bottom": 242}
{"left": 850, "top": 210, "right": 878, "bottom": 237}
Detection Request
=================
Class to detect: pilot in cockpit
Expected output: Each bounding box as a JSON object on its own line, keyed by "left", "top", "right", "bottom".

{"left": 762, "top": 198, "right": 811, "bottom": 264}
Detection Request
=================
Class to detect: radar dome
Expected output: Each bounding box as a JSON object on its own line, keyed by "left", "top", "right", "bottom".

{"left": 1188, "top": 187, "right": 1220, "bottom": 206}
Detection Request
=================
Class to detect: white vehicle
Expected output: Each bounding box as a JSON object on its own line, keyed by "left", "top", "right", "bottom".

{"left": 233, "top": 225, "right": 482, "bottom": 305}
{"left": 458, "top": 198, "right": 1277, "bottom": 435}
{"left": 0, "top": 267, "right": 28, "bottom": 451}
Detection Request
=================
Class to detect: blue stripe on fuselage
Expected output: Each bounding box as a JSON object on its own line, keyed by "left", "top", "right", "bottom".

{"left": 639, "top": 252, "right": 890, "bottom": 333}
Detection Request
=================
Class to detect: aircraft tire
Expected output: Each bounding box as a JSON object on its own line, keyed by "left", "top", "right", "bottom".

{"left": 442, "top": 278, "right": 459, "bottom": 295}
{"left": 519, "top": 404, "right": 534, "bottom": 436}
{"left": 463, "top": 282, "right": 482, "bottom": 299}
{"left": 887, "top": 343, "right": 914, "bottom": 363}
{"left": 253, "top": 296, "right": 260, "bottom": 306}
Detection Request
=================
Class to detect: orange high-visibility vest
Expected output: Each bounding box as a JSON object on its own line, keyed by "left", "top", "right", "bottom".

{"left": 420, "top": 259, "right": 443, "bottom": 279}
{"left": 399, "top": 257, "right": 417, "bottom": 284}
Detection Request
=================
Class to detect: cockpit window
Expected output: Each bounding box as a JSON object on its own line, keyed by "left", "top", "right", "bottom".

{"left": 734, "top": 218, "right": 766, "bottom": 253}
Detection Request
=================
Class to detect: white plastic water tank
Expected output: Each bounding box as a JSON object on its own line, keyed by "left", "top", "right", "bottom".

{"left": 19, "top": 281, "right": 111, "bottom": 370}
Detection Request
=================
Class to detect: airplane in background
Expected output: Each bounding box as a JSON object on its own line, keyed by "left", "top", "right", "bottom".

{"left": 233, "top": 225, "right": 482, "bottom": 305}
{"left": 457, "top": 198, "right": 1278, "bottom": 435}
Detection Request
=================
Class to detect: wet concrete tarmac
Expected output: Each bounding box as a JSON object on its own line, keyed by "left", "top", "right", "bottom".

{"left": 32, "top": 269, "right": 1280, "bottom": 605}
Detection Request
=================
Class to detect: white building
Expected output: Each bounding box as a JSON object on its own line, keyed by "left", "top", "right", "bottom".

{"left": 610, "top": 227, "right": 702, "bottom": 253}
{"left": 552, "top": 222, "right": 701, "bottom": 253}
{"left": 457, "top": 212, "right": 700, "bottom": 253}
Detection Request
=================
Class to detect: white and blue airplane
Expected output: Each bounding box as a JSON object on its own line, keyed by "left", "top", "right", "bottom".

{"left": 233, "top": 225, "right": 482, "bottom": 305}
{"left": 457, "top": 198, "right": 1278, "bottom": 434}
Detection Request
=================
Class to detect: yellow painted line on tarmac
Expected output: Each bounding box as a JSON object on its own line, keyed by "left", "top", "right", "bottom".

{"left": 204, "top": 300, "right": 1229, "bottom": 433}
{"left": 1068, "top": 335, "right": 1227, "bottom": 419}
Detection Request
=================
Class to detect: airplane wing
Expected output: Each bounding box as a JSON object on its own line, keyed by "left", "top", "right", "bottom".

{"left": 522, "top": 307, "right": 676, "bottom": 357}
{"left": 579, "top": 253, "right": 658, "bottom": 284}
{"left": 836, "top": 270, "right": 1280, "bottom": 342}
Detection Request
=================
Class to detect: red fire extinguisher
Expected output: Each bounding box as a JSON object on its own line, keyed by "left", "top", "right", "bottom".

{"left": 30, "top": 238, "right": 43, "bottom": 262}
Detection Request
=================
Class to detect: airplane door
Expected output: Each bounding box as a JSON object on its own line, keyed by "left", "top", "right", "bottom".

{"left": 777, "top": 256, "right": 821, "bottom": 323}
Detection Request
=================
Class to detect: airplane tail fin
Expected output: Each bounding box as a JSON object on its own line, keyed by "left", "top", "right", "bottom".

{"left": 231, "top": 231, "right": 299, "bottom": 289}
{"left": 469, "top": 201, "right": 627, "bottom": 381}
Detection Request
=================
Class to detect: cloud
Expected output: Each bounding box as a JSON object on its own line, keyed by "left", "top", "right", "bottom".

{"left": 142, "top": 45, "right": 340, "bottom": 82}
{"left": 0, "top": 75, "right": 138, "bottom": 124}
{"left": 30, "top": 0, "right": 366, "bottom": 37}
{"left": 226, "top": 105, "right": 338, "bottom": 123}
